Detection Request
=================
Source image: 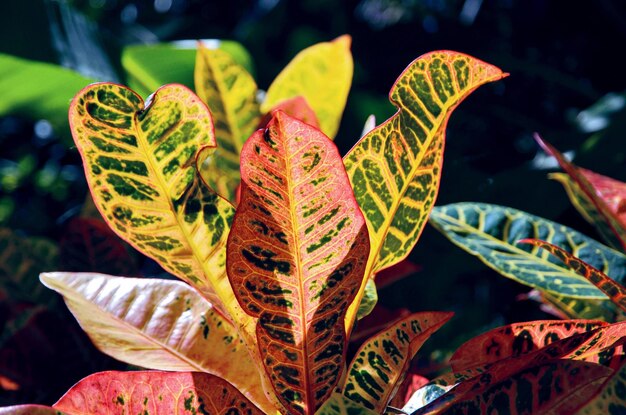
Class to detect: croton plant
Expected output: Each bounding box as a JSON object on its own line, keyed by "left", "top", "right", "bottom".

{"left": 2, "top": 36, "right": 626, "bottom": 415}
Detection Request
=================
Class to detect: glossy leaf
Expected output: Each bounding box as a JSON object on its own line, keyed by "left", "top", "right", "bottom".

{"left": 69, "top": 82, "right": 245, "bottom": 322}
{"left": 344, "top": 52, "right": 506, "bottom": 326}
{"left": 343, "top": 312, "right": 452, "bottom": 412}
{"left": 39, "top": 272, "right": 273, "bottom": 412}
{"left": 0, "top": 405, "right": 65, "bottom": 414}
{"left": 575, "top": 360, "right": 626, "bottom": 414}
{"left": 315, "top": 393, "right": 378, "bottom": 415}
{"left": 521, "top": 239, "right": 626, "bottom": 312}
{"left": 429, "top": 203, "right": 626, "bottom": 298}
{"left": 536, "top": 134, "right": 626, "bottom": 251}
{"left": 53, "top": 371, "right": 264, "bottom": 415}
{"left": 450, "top": 319, "right": 606, "bottom": 372}
{"left": 227, "top": 111, "right": 370, "bottom": 414}
{"left": 195, "top": 43, "right": 260, "bottom": 203}
{"left": 261, "top": 35, "right": 353, "bottom": 138}
{"left": 414, "top": 360, "right": 612, "bottom": 415}
{"left": 59, "top": 218, "right": 136, "bottom": 276}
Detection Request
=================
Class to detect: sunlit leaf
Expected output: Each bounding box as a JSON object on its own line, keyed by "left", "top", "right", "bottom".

{"left": 195, "top": 43, "right": 260, "bottom": 203}
{"left": 0, "top": 405, "right": 66, "bottom": 414}
{"left": 227, "top": 111, "right": 370, "bottom": 414}
{"left": 402, "top": 384, "right": 452, "bottom": 414}
{"left": 344, "top": 52, "right": 506, "bottom": 325}
{"left": 343, "top": 312, "right": 452, "bottom": 412}
{"left": 575, "top": 360, "right": 626, "bottom": 414}
{"left": 258, "top": 96, "right": 320, "bottom": 130}
{"left": 39, "top": 272, "right": 274, "bottom": 413}
{"left": 68, "top": 82, "right": 245, "bottom": 323}
{"left": 53, "top": 371, "right": 264, "bottom": 415}
{"left": 315, "top": 393, "right": 378, "bottom": 415}
{"left": 536, "top": 134, "right": 626, "bottom": 251}
{"left": 261, "top": 35, "right": 353, "bottom": 138}
{"left": 429, "top": 203, "right": 626, "bottom": 298}
{"left": 520, "top": 239, "right": 626, "bottom": 313}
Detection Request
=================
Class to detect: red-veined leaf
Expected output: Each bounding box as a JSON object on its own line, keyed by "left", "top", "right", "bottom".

{"left": 343, "top": 311, "right": 453, "bottom": 412}
{"left": 53, "top": 371, "right": 263, "bottom": 415}
{"left": 344, "top": 52, "right": 506, "bottom": 325}
{"left": 227, "top": 111, "right": 370, "bottom": 414}
{"left": 0, "top": 405, "right": 65, "bottom": 414}
{"left": 520, "top": 238, "right": 626, "bottom": 313}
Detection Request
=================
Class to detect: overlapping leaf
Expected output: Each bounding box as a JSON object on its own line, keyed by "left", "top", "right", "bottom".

{"left": 344, "top": 52, "right": 506, "bottom": 325}
{"left": 39, "top": 272, "right": 273, "bottom": 412}
{"left": 68, "top": 82, "right": 243, "bottom": 321}
{"left": 536, "top": 134, "right": 626, "bottom": 251}
{"left": 429, "top": 203, "right": 626, "bottom": 298}
{"left": 576, "top": 360, "right": 626, "bottom": 414}
{"left": 343, "top": 311, "right": 452, "bottom": 412}
{"left": 541, "top": 290, "right": 626, "bottom": 321}
{"left": 0, "top": 405, "right": 66, "bottom": 414}
{"left": 52, "top": 371, "right": 263, "bottom": 415}
{"left": 195, "top": 43, "right": 260, "bottom": 203}
{"left": 260, "top": 35, "right": 353, "bottom": 138}
{"left": 520, "top": 239, "right": 626, "bottom": 312}
{"left": 227, "top": 111, "right": 370, "bottom": 414}
{"left": 315, "top": 393, "right": 378, "bottom": 415}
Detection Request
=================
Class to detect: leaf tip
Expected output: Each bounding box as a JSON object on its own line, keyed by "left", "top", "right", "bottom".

{"left": 333, "top": 34, "right": 352, "bottom": 49}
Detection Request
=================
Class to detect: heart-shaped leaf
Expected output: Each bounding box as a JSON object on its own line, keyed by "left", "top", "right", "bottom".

{"left": 227, "top": 111, "right": 370, "bottom": 414}
{"left": 342, "top": 311, "right": 452, "bottom": 412}
{"left": 344, "top": 52, "right": 506, "bottom": 324}
{"left": 39, "top": 272, "right": 273, "bottom": 412}
{"left": 53, "top": 371, "right": 264, "bottom": 415}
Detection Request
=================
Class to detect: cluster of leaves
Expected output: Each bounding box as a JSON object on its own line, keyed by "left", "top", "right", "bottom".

{"left": 1, "top": 34, "right": 625, "bottom": 415}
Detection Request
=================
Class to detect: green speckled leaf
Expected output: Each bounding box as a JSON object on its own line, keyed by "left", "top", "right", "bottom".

{"left": 344, "top": 52, "right": 506, "bottom": 326}
{"left": 343, "top": 312, "right": 452, "bottom": 412}
{"left": 227, "top": 111, "right": 370, "bottom": 414}
{"left": 429, "top": 203, "right": 626, "bottom": 299}
{"left": 315, "top": 393, "right": 378, "bottom": 415}
{"left": 40, "top": 272, "right": 274, "bottom": 413}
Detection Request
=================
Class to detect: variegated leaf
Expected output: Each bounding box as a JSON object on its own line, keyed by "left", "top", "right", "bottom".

{"left": 520, "top": 239, "right": 626, "bottom": 313}
{"left": 53, "top": 371, "right": 264, "bottom": 415}
{"left": 539, "top": 290, "right": 626, "bottom": 321}
{"left": 450, "top": 319, "right": 607, "bottom": 372}
{"left": 356, "top": 278, "right": 378, "bottom": 320}
{"left": 315, "top": 393, "right": 378, "bottom": 415}
{"left": 195, "top": 43, "right": 260, "bottom": 203}
{"left": 39, "top": 272, "right": 274, "bottom": 413}
{"left": 68, "top": 83, "right": 245, "bottom": 324}
{"left": 261, "top": 35, "right": 353, "bottom": 138}
{"left": 429, "top": 203, "right": 626, "bottom": 299}
{"left": 575, "top": 360, "right": 626, "bottom": 414}
{"left": 227, "top": 111, "right": 370, "bottom": 414}
{"left": 344, "top": 52, "right": 506, "bottom": 326}
{"left": 536, "top": 134, "right": 626, "bottom": 251}
{"left": 343, "top": 312, "right": 452, "bottom": 412}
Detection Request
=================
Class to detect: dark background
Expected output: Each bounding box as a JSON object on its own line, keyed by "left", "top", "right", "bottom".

{"left": 2, "top": 0, "right": 626, "bottom": 406}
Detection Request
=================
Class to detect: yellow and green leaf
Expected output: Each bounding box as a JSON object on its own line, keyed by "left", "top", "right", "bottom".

{"left": 344, "top": 52, "right": 506, "bottom": 326}
{"left": 261, "top": 35, "right": 353, "bottom": 138}
{"left": 429, "top": 203, "right": 626, "bottom": 299}
{"left": 227, "top": 111, "right": 370, "bottom": 414}
{"left": 315, "top": 393, "right": 378, "bottom": 415}
{"left": 39, "top": 272, "right": 274, "bottom": 413}
{"left": 195, "top": 43, "right": 260, "bottom": 203}
{"left": 342, "top": 311, "right": 453, "bottom": 412}
{"left": 540, "top": 290, "right": 626, "bottom": 321}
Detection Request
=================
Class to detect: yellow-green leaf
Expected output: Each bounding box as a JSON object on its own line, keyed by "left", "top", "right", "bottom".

{"left": 342, "top": 312, "right": 452, "bottom": 412}
{"left": 344, "top": 52, "right": 506, "bottom": 326}
{"left": 195, "top": 43, "right": 260, "bottom": 203}
{"left": 541, "top": 290, "right": 626, "bottom": 322}
{"left": 260, "top": 35, "right": 353, "bottom": 138}
{"left": 315, "top": 393, "right": 378, "bottom": 415}
{"left": 227, "top": 111, "right": 370, "bottom": 414}
{"left": 39, "top": 272, "right": 274, "bottom": 413}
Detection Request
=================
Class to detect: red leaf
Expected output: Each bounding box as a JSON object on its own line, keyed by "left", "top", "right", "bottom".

{"left": 0, "top": 405, "right": 64, "bottom": 414}
{"left": 258, "top": 96, "right": 320, "bottom": 130}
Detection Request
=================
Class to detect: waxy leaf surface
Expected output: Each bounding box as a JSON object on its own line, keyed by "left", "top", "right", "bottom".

{"left": 39, "top": 272, "right": 273, "bottom": 412}
{"left": 576, "top": 361, "right": 626, "bottom": 414}
{"left": 343, "top": 311, "right": 452, "bottom": 412}
{"left": 261, "top": 35, "right": 353, "bottom": 138}
{"left": 68, "top": 83, "right": 240, "bottom": 318}
{"left": 344, "top": 52, "right": 505, "bottom": 326}
{"left": 429, "top": 203, "right": 626, "bottom": 298}
{"left": 536, "top": 134, "right": 626, "bottom": 251}
{"left": 195, "top": 44, "right": 260, "bottom": 203}
{"left": 227, "top": 111, "right": 370, "bottom": 414}
{"left": 53, "top": 371, "right": 264, "bottom": 415}
{"left": 520, "top": 239, "right": 626, "bottom": 313}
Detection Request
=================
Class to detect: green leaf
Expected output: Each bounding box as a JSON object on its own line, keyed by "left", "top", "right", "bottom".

{"left": 314, "top": 393, "right": 378, "bottom": 415}
{"left": 429, "top": 203, "right": 626, "bottom": 299}
{"left": 39, "top": 272, "right": 274, "bottom": 413}
{"left": 0, "top": 53, "right": 93, "bottom": 143}
{"left": 261, "top": 35, "right": 353, "bottom": 138}
{"left": 343, "top": 312, "right": 452, "bottom": 412}
{"left": 195, "top": 43, "right": 260, "bottom": 203}
{"left": 122, "top": 40, "right": 254, "bottom": 98}
{"left": 227, "top": 111, "right": 370, "bottom": 414}
{"left": 356, "top": 278, "right": 378, "bottom": 320}
{"left": 344, "top": 52, "right": 506, "bottom": 326}
{"left": 53, "top": 371, "right": 264, "bottom": 415}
